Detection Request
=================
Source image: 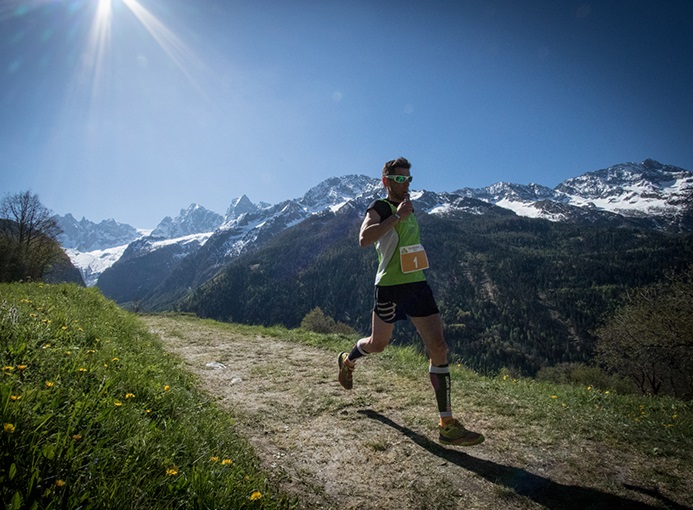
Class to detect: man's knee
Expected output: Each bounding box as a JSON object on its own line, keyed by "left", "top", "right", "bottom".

{"left": 426, "top": 338, "right": 448, "bottom": 363}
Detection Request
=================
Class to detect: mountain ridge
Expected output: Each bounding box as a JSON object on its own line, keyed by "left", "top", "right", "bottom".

{"left": 56, "top": 159, "right": 692, "bottom": 287}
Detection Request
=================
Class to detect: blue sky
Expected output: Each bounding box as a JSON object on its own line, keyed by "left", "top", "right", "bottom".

{"left": 1, "top": 0, "right": 692, "bottom": 228}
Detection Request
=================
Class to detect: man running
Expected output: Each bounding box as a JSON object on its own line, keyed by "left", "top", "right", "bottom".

{"left": 338, "top": 157, "right": 484, "bottom": 447}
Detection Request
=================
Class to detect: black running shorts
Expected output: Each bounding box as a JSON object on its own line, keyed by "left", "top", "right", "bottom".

{"left": 373, "top": 281, "right": 440, "bottom": 323}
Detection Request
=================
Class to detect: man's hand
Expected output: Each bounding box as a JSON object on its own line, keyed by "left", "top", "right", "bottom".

{"left": 397, "top": 193, "right": 414, "bottom": 219}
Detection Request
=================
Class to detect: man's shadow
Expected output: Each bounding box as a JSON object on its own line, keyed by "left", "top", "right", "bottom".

{"left": 357, "top": 410, "right": 690, "bottom": 510}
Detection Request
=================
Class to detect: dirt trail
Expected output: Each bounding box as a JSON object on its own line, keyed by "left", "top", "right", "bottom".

{"left": 142, "top": 315, "right": 683, "bottom": 510}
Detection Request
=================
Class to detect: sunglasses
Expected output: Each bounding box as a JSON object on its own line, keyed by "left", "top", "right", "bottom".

{"left": 385, "top": 175, "right": 413, "bottom": 184}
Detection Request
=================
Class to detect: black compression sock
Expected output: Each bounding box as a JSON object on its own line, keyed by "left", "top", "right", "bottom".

{"left": 347, "top": 339, "right": 369, "bottom": 362}
{"left": 429, "top": 364, "right": 452, "bottom": 417}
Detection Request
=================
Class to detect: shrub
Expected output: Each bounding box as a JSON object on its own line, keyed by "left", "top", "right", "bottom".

{"left": 300, "top": 307, "right": 357, "bottom": 335}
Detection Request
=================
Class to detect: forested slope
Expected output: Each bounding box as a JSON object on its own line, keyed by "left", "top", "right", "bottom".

{"left": 178, "top": 208, "right": 693, "bottom": 375}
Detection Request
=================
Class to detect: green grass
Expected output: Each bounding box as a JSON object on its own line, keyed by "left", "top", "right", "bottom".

{"left": 3, "top": 287, "right": 692, "bottom": 508}
{"left": 1, "top": 283, "right": 294, "bottom": 510}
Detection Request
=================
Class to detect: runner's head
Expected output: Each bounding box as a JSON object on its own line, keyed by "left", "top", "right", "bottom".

{"left": 382, "top": 157, "right": 412, "bottom": 201}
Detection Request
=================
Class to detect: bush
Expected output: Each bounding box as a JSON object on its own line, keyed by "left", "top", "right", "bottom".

{"left": 596, "top": 267, "right": 693, "bottom": 399}
{"left": 300, "top": 307, "right": 357, "bottom": 335}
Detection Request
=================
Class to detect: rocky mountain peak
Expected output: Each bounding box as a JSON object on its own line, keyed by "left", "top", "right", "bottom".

{"left": 151, "top": 204, "right": 224, "bottom": 240}
{"left": 55, "top": 214, "right": 140, "bottom": 252}
{"left": 225, "top": 195, "right": 260, "bottom": 221}
{"left": 299, "top": 175, "right": 381, "bottom": 211}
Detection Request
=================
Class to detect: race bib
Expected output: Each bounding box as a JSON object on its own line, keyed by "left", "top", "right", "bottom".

{"left": 400, "top": 244, "right": 430, "bottom": 273}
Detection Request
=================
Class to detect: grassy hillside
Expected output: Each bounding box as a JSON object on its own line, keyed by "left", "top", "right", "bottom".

{"left": 2, "top": 284, "right": 691, "bottom": 508}
{"left": 0, "top": 283, "right": 293, "bottom": 509}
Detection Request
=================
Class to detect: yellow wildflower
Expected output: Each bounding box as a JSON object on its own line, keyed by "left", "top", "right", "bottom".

{"left": 210, "top": 456, "right": 219, "bottom": 463}
{"left": 45, "top": 381, "right": 55, "bottom": 388}
{"left": 166, "top": 467, "right": 178, "bottom": 476}
{"left": 17, "top": 365, "right": 27, "bottom": 371}
{"left": 114, "top": 401, "right": 122, "bottom": 407}
{"left": 125, "top": 393, "right": 135, "bottom": 399}
{"left": 250, "top": 491, "right": 262, "bottom": 501}
{"left": 4, "top": 423, "right": 15, "bottom": 433}
{"left": 164, "top": 385, "right": 170, "bottom": 392}
{"left": 72, "top": 434, "right": 82, "bottom": 441}
{"left": 78, "top": 368, "right": 87, "bottom": 373}
{"left": 551, "top": 395, "right": 557, "bottom": 399}
{"left": 3, "top": 366, "right": 14, "bottom": 372}
{"left": 10, "top": 395, "right": 21, "bottom": 402}
{"left": 221, "top": 459, "right": 233, "bottom": 466}
{"left": 55, "top": 480, "right": 66, "bottom": 488}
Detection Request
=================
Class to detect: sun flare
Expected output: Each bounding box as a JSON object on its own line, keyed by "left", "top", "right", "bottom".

{"left": 81, "top": 0, "right": 205, "bottom": 100}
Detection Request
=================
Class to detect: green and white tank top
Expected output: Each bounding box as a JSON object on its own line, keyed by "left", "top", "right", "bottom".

{"left": 367, "top": 199, "right": 428, "bottom": 286}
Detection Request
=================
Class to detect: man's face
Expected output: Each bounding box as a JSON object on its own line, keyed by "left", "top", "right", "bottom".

{"left": 383, "top": 166, "right": 411, "bottom": 202}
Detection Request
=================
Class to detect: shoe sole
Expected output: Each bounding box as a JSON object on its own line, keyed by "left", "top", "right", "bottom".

{"left": 439, "top": 433, "right": 485, "bottom": 447}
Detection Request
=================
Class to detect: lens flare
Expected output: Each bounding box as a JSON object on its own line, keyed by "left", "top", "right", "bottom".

{"left": 83, "top": 0, "right": 112, "bottom": 106}
{"left": 121, "top": 0, "right": 201, "bottom": 88}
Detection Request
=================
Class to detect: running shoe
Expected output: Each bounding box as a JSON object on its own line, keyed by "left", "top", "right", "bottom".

{"left": 439, "top": 419, "right": 485, "bottom": 446}
{"left": 338, "top": 352, "right": 354, "bottom": 390}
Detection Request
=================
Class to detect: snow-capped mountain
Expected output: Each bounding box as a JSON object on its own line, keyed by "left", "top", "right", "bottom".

{"left": 94, "top": 176, "right": 384, "bottom": 305}
{"left": 224, "top": 195, "right": 270, "bottom": 221}
{"left": 557, "top": 159, "right": 691, "bottom": 218}
{"left": 55, "top": 215, "right": 146, "bottom": 286}
{"left": 456, "top": 159, "right": 692, "bottom": 228}
{"left": 150, "top": 204, "right": 223, "bottom": 239}
{"left": 61, "top": 159, "right": 692, "bottom": 290}
{"left": 212, "top": 175, "right": 382, "bottom": 259}
{"left": 457, "top": 182, "right": 558, "bottom": 219}
{"left": 56, "top": 214, "right": 142, "bottom": 252}
{"left": 58, "top": 205, "right": 221, "bottom": 286}
{"left": 298, "top": 175, "right": 382, "bottom": 213}
{"left": 63, "top": 245, "right": 130, "bottom": 287}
